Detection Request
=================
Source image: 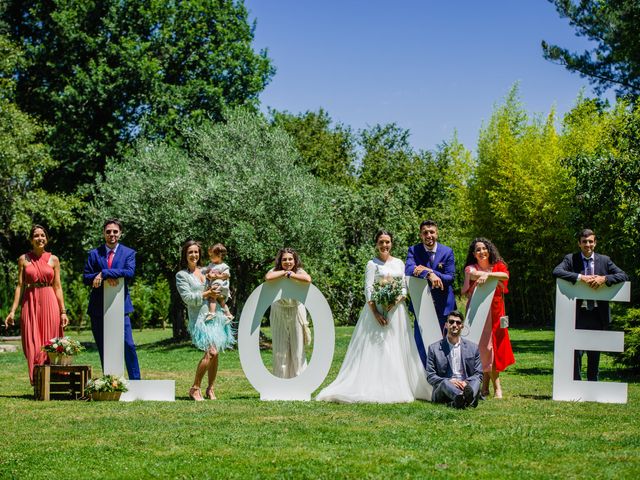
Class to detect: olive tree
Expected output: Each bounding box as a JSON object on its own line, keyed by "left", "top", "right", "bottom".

{"left": 94, "top": 108, "right": 340, "bottom": 338}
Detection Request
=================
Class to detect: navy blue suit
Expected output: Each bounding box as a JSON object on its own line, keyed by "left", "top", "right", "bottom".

{"left": 83, "top": 243, "right": 141, "bottom": 379}
{"left": 405, "top": 242, "right": 457, "bottom": 367}
{"left": 552, "top": 252, "right": 627, "bottom": 381}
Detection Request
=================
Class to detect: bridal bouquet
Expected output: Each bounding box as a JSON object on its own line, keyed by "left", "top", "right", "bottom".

{"left": 372, "top": 275, "right": 404, "bottom": 316}
{"left": 41, "top": 336, "right": 84, "bottom": 356}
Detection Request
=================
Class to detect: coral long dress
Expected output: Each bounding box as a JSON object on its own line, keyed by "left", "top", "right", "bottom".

{"left": 20, "top": 252, "right": 63, "bottom": 383}
{"left": 463, "top": 261, "right": 515, "bottom": 372}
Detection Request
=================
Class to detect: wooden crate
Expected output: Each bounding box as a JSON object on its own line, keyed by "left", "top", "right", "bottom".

{"left": 34, "top": 364, "right": 92, "bottom": 401}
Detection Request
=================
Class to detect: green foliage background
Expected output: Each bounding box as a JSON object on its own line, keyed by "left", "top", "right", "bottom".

{"left": 1, "top": 2, "right": 639, "bottom": 366}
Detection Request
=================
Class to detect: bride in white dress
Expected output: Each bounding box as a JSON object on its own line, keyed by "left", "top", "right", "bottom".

{"left": 316, "top": 230, "right": 430, "bottom": 403}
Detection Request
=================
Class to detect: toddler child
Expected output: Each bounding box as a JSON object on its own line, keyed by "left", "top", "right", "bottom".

{"left": 202, "top": 243, "right": 233, "bottom": 322}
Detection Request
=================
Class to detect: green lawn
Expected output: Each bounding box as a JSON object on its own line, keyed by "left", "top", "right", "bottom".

{"left": 1, "top": 327, "right": 638, "bottom": 479}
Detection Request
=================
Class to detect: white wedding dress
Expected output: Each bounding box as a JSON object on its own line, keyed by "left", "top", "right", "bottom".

{"left": 316, "top": 257, "right": 430, "bottom": 403}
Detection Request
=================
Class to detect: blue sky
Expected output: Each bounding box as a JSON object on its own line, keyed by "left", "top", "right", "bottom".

{"left": 245, "top": 1, "right": 613, "bottom": 152}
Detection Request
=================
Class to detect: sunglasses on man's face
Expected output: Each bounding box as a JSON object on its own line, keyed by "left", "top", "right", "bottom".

{"left": 448, "top": 319, "right": 463, "bottom": 326}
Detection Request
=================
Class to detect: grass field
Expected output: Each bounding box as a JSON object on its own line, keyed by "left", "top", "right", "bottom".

{"left": 1, "top": 326, "right": 639, "bottom": 479}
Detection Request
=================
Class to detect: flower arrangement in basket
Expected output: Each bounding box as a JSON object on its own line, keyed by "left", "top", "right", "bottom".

{"left": 371, "top": 275, "right": 404, "bottom": 318}
{"left": 41, "top": 336, "right": 84, "bottom": 366}
{"left": 86, "top": 375, "right": 129, "bottom": 401}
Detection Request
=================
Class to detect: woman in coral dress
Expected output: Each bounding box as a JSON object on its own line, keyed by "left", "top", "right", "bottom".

{"left": 462, "top": 237, "right": 515, "bottom": 399}
{"left": 4, "top": 225, "right": 68, "bottom": 384}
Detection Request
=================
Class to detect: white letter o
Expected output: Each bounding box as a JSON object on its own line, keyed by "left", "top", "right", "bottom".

{"left": 238, "top": 278, "right": 335, "bottom": 400}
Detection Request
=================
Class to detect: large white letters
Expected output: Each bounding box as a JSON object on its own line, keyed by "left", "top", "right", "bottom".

{"left": 102, "top": 275, "right": 632, "bottom": 404}
{"left": 407, "top": 276, "right": 498, "bottom": 346}
{"left": 238, "top": 278, "right": 335, "bottom": 401}
{"left": 553, "top": 279, "right": 630, "bottom": 403}
{"left": 406, "top": 277, "right": 442, "bottom": 347}
{"left": 463, "top": 278, "right": 499, "bottom": 344}
{"left": 103, "top": 279, "right": 175, "bottom": 401}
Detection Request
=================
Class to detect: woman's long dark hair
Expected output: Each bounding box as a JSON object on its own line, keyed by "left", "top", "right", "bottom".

{"left": 30, "top": 224, "right": 49, "bottom": 241}
{"left": 180, "top": 240, "right": 203, "bottom": 270}
{"left": 274, "top": 247, "right": 302, "bottom": 271}
{"left": 464, "top": 237, "right": 506, "bottom": 268}
{"left": 374, "top": 229, "right": 393, "bottom": 244}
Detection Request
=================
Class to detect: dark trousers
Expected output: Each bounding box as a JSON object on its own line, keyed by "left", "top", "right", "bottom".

{"left": 432, "top": 377, "right": 481, "bottom": 404}
{"left": 574, "top": 307, "right": 605, "bottom": 382}
{"left": 91, "top": 314, "right": 141, "bottom": 380}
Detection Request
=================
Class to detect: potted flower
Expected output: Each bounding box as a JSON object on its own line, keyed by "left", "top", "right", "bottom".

{"left": 86, "top": 375, "right": 129, "bottom": 401}
{"left": 41, "top": 336, "right": 84, "bottom": 366}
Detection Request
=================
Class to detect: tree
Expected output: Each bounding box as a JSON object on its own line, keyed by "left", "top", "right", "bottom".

{"left": 469, "top": 86, "right": 575, "bottom": 324}
{"left": 270, "top": 108, "right": 356, "bottom": 186}
{"left": 0, "top": 34, "right": 79, "bottom": 261}
{"left": 560, "top": 97, "right": 640, "bottom": 283}
{"left": 422, "top": 135, "right": 475, "bottom": 285}
{"left": 2, "top": 0, "right": 274, "bottom": 191}
{"left": 357, "top": 123, "right": 448, "bottom": 213}
{"left": 93, "top": 108, "right": 340, "bottom": 338}
{"left": 0, "top": 34, "right": 80, "bottom": 321}
{"left": 542, "top": 0, "right": 640, "bottom": 97}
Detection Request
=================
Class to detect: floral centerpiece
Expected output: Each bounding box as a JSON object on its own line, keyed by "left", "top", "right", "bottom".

{"left": 41, "top": 336, "right": 84, "bottom": 365}
{"left": 86, "top": 374, "right": 129, "bottom": 401}
{"left": 371, "top": 275, "right": 404, "bottom": 318}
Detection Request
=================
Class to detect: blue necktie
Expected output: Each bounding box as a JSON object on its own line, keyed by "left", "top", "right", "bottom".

{"left": 584, "top": 258, "right": 595, "bottom": 310}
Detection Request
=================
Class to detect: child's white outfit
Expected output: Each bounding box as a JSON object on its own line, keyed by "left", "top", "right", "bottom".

{"left": 202, "top": 262, "right": 231, "bottom": 300}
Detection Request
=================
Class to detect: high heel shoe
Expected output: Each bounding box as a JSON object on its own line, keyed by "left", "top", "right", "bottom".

{"left": 189, "top": 386, "right": 204, "bottom": 401}
{"left": 205, "top": 386, "right": 217, "bottom": 400}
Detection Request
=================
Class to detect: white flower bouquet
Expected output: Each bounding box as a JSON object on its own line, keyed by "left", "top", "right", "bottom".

{"left": 86, "top": 374, "right": 129, "bottom": 394}
{"left": 41, "top": 336, "right": 84, "bottom": 356}
{"left": 372, "top": 275, "right": 404, "bottom": 316}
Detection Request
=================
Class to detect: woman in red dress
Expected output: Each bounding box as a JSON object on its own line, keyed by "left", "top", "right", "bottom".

{"left": 4, "top": 225, "right": 69, "bottom": 384}
{"left": 462, "top": 237, "right": 515, "bottom": 399}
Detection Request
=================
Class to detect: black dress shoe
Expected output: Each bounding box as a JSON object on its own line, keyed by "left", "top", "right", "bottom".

{"left": 451, "top": 394, "right": 466, "bottom": 409}
{"left": 463, "top": 384, "right": 475, "bottom": 407}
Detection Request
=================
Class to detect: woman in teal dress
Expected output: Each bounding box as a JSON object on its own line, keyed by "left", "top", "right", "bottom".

{"left": 176, "top": 240, "right": 234, "bottom": 401}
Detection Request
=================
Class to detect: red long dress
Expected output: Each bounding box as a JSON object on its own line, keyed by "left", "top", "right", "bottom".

{"left": 463, "top": 261, "right": 515, "bottom": 372}
{"left": 20, "top": 252, "right": 63, "bottom": 383}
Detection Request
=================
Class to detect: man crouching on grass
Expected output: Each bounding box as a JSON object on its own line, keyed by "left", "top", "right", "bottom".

{"left": 426, "top": 310, "right": 482, "bottom": 409}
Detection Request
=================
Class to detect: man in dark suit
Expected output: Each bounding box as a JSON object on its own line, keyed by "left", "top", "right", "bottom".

{"left": 552, "top": 228, "right": 628, "bottom": 381}
{"left": 406, "top": 219, "right": 456, "bottom": 366}
{"left": 83, "top": 219, "right": 141, "bottom": 379}
{"left": 426, "top": 310, "right": 482, "bottom": 408}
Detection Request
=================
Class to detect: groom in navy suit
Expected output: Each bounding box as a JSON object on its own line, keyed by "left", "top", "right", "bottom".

{"left": 83, "top": 219, "right": 141, "bottom": 379}
{"left": 406, "top": 219, "right": 456, "bottom": 368}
